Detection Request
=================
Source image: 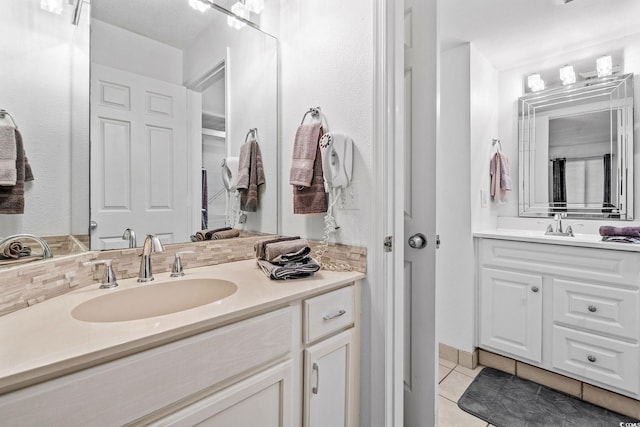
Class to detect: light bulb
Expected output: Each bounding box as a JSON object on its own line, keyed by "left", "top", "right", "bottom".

{"left": 227, "top": 1, "right": 249, "bottom": 29}
{"left": 189, "top": 0, "right": 209, "bottom": 12}
{"left": 527, "top": 74, "right": 545, "bottom": 92}
{"left": 40, "top": 0, "right": 63, "bottom": 15}
{"left": 596, "top": 55, "right": 613, "bottom": 78}
{"left": 559, "top": 65, "right": 576, "bottom": 85}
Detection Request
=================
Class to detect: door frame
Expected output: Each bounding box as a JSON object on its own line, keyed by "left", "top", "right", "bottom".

{"left": 372, "top": 0, "right": 406, "bottom": 425}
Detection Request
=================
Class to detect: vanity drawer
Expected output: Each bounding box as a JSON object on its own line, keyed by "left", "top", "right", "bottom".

{"left": 553, "top": 278, "right": 639, "bottom": 340}
{"left": 304, "top": 285, "right": 355, "bottom": 343}
{"left": 552, "top": 325, "right": 639, "bottom": 395}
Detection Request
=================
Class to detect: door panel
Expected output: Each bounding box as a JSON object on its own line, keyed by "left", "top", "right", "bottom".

{"left": 91, "top": 64, "right": 189, "bottom": 249}
{"left": 403, "top": 0, "right": 438, "bottom": 425}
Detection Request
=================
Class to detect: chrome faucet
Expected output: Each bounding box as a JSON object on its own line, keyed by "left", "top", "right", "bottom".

{"left": 545, "top": 213, "right": 575, "bottom": 237}
{"left": 0, "top": 234, "right": 53, "bottom": 260}
{"left": 122, "top": 228, "right": 137, "bottom": 248}
{"left": 138, "top": 234, "right": 164, "bottom": 282}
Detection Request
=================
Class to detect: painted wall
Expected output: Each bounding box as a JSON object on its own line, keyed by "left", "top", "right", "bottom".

{"left": 278, "top": 0, "right": 375, "bottom": 424}
{"left": 437, "top": 44, "right": 499, "bottom": 352}
{"left": 0, "top": 0, "right": 89, "bottom": 238}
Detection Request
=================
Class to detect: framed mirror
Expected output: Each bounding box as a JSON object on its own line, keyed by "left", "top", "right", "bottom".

{"left": 90, "top": 0, "right": 279, "bottom": 249}
{"left": 519, "top": 73, "right": 634, "bottom": 219}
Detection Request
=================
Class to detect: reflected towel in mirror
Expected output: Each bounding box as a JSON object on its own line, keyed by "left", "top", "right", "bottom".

{"left": 0, "top": 128, "right": 34, "bottom": 214}
{"left": 0, "top": 125, "right": 17, "bottom": 186}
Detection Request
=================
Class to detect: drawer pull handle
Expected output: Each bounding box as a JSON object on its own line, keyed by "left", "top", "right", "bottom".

{"left": 323, "top": 309, "right": 347, "bottom": 321}
{"left": 587, "top": 355, "right": 597, "bottom": 363}
{"left": 531, "top": 286, "right": 539, "bottom": 293}
{"left": 588, "top": 305, "right": 597, "bottom": 313}
{"left": 312, "top": 362, "right": 320, "bottom": 394}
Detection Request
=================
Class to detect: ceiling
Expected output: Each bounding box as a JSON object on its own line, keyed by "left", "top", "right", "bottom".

{"left": 91, "top": 0, "right": 226, "bottom": 50}
{"left": 440, "top": 0, "right": 640, "bottom": 70}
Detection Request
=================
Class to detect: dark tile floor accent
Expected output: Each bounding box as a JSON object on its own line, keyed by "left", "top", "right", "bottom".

{"left": 458, "top": 367, "right": 639, "bottom": 427}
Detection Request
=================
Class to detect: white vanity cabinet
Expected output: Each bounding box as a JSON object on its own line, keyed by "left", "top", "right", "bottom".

{"left": 477, "top": 237, "right": 640, "bottom": 398}
{"left": 302, "top": 285, "right": 358, "bottom": 427}
{"left": 0, "top": 282, "right": 361, "bottom": 427}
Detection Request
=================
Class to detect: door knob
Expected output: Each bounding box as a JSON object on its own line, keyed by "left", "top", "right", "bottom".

{"left": 408, "top": 233, "right": 427, "bottom": 249}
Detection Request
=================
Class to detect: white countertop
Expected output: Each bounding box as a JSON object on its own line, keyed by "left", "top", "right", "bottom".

{"left": 0, "top": 259, "right": 364, "bottom": 394}
{"left": 474, "top": 229, "right": 640, "bottom": 252}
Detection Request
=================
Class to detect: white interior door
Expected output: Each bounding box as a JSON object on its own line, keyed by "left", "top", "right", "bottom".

{"left": 403, "top": 0, "right": 438, "bottom": 425}
{"left": 90, "top": 64, "right": 189, "bottom": 249}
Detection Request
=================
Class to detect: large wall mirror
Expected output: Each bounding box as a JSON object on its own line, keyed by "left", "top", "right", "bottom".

{"left": 519, "top": 73, "right": 634, "bottom": 219}
{"left": 0, "top": 0, "right": 278, "bottom": 263}
{"left": 90, "top": 0, "right": 279, "bottom": 249}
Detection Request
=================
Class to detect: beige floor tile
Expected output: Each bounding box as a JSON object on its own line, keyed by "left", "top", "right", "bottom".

{"left": 454, "top": 364, "right": 484, "bottom": 379}
{"left": 439, "top": 370, "right": 474, "bottom": 403}
{"left": 438, "top": 396, "right": 487, "bottom": 427}
{"left": 439, "top": 358, "right": 456, "bottom": 369}
{"left": 439, "top": 364, "right": 454, "bottom": 383}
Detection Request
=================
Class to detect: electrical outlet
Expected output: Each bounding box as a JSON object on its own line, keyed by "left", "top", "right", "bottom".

{"left": 338, "top": 180, "right": 360, "bottom": 210}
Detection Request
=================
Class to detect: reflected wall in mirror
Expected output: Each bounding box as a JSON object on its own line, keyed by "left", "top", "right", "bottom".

{"left": 519, "top": 73, "right": 634, "bottom": 219}
{"left": 0, "top": 0, "right": 90, "bottom": 254}
{"left": 90, "top": 0, "right": 278, "bottom": 249}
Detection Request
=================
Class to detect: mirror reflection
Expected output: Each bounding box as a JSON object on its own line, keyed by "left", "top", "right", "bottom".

{"left": 90, "top": 0, "right": 279, "bottom": 249}
{"left": 519, "top": 73, "right": 634, "bottom": 219}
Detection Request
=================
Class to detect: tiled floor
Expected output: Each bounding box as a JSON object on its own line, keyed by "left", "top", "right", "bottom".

{"left": 438, "top": 358, "right": 490, "bottom": 426}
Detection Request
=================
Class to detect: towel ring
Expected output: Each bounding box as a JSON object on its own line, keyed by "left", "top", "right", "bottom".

{"left": 300, "top": 106, "right": 330, "bottom": 130}
{"left": 0, "top": 109, "right": 18, "bottom": 129}
{"left": 244, "top": 128, "right": 259, "bottom": 143}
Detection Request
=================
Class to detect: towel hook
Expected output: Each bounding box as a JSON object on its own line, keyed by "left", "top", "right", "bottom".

{"left": 244, "top": 128, "right": 259, "bottom": 143}
{"left": 300, "top": 107, "right": 322, "bottom": 125}
{"left": 0, "top": 109, "right": 18, "bottom": 129}
{"left": 492, "top": 138, "right": 502, "bottom": 152}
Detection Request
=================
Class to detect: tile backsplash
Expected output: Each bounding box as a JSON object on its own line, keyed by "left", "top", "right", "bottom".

{"left": 0, "top": 236, "right": 366, "bottom": 317}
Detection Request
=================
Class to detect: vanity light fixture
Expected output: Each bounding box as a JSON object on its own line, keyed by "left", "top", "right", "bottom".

{"left": 227, "top": 1, "right": 250, "bottom": 29}
{"left": 244, "top": 0, "right": 264, "bottom": 14}
{"left": 189, "top": 0, "right": 209, "bottom": 13}
{"left": 597, "top": 55, "right": 613, "bottom": 78}
{"left": 527, "top": 73, "right": 545, "bottom": 92}
{"left": 40, "top": 0, "right": 63, "bottom": 15}
{"left": 559, "top": 65, "right": 576, "bottom": 85}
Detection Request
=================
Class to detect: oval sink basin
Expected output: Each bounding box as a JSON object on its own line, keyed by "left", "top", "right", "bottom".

{"left": 71, "top": 278, "right": 237, "bottom": 322}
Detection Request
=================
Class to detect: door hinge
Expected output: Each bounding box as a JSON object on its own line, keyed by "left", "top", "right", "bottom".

{"left": 384, "top": 236, "right": 393, "bottom": 252}
{"left": 436, "top": 234, "right": 441, "bottom": 249}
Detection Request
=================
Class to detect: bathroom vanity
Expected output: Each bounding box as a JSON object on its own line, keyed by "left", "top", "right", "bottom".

{"left": 0, "top": 260, "right": 364, "bottom": 426}
{"left": 476, "top": 232, "right": 640, "bottom": 399}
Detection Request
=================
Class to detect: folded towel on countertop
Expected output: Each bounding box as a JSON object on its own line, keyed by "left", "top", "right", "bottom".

{"left": 0, "top": 241, "right": 31, "bottom": 259}
{"left": 264, "top": 238, "right": 309, "bottom": 261}
{"left": 237, "top": 140, "right": 265, "bottom": 212}
{"left": 0, "top": 128, "right": 34, "bottom": 214}
{"left": 0, "top": 126, "right": 17, "bottom": 186}
{"left": 599, "top": 226, "right": 640, "bottom": 238}
{"left": 255, "top": 236, "right": 301, "bottom": 259}
{"left": 195, "top": 227, "right": 232, "bottom": 241}
{"left": 210, "top": 229, "right": 240, "bottom": 240}
{"left": 290, "top": 122, "right": 323, "bottom": 187}
{"left": 601, "top": 235, "right": 640, "bottom": 244}
{"left": 257, "top": 258, "right": 321, "bottom": 280}
{"left": 270, "top": 246, "right": 311, "bottom": 265}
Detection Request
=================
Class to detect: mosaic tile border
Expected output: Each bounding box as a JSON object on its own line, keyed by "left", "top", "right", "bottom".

{"left": 0, "top": 236, "right": 366, "bottom": 317}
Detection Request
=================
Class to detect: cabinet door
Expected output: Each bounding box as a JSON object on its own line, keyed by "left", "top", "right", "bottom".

{"left": 154, "top": 361, "right": 293, "bottom": 427}
{"left": 480, "top": 268, "right": 543, "bottom": 363}
{"left": 303, "top": 329, "right": 356, "bottom": 427}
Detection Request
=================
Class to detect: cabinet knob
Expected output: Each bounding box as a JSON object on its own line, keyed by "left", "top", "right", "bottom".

{"left": 587, "top": 355, "right": 597, "bottom": 363}
{"left": 531, "top": 286, "right": 540, "bottom": 293}
{"left": 588, "top": 305, "right": 597, "bottom": 313}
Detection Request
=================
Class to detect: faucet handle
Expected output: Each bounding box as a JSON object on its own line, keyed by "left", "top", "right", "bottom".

{"left": 83, "top": 259, "right": 118, "bottom": 289}
{"left": 171, "top": 251, "right": 195, "bottom": 277}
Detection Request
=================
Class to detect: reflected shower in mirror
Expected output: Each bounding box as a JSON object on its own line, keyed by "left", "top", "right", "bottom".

{"left": 519, "top": 73, "right": 634, "bottom": 219}
{"left": 90, "top": 0, "right": 278, "bottom": 250}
